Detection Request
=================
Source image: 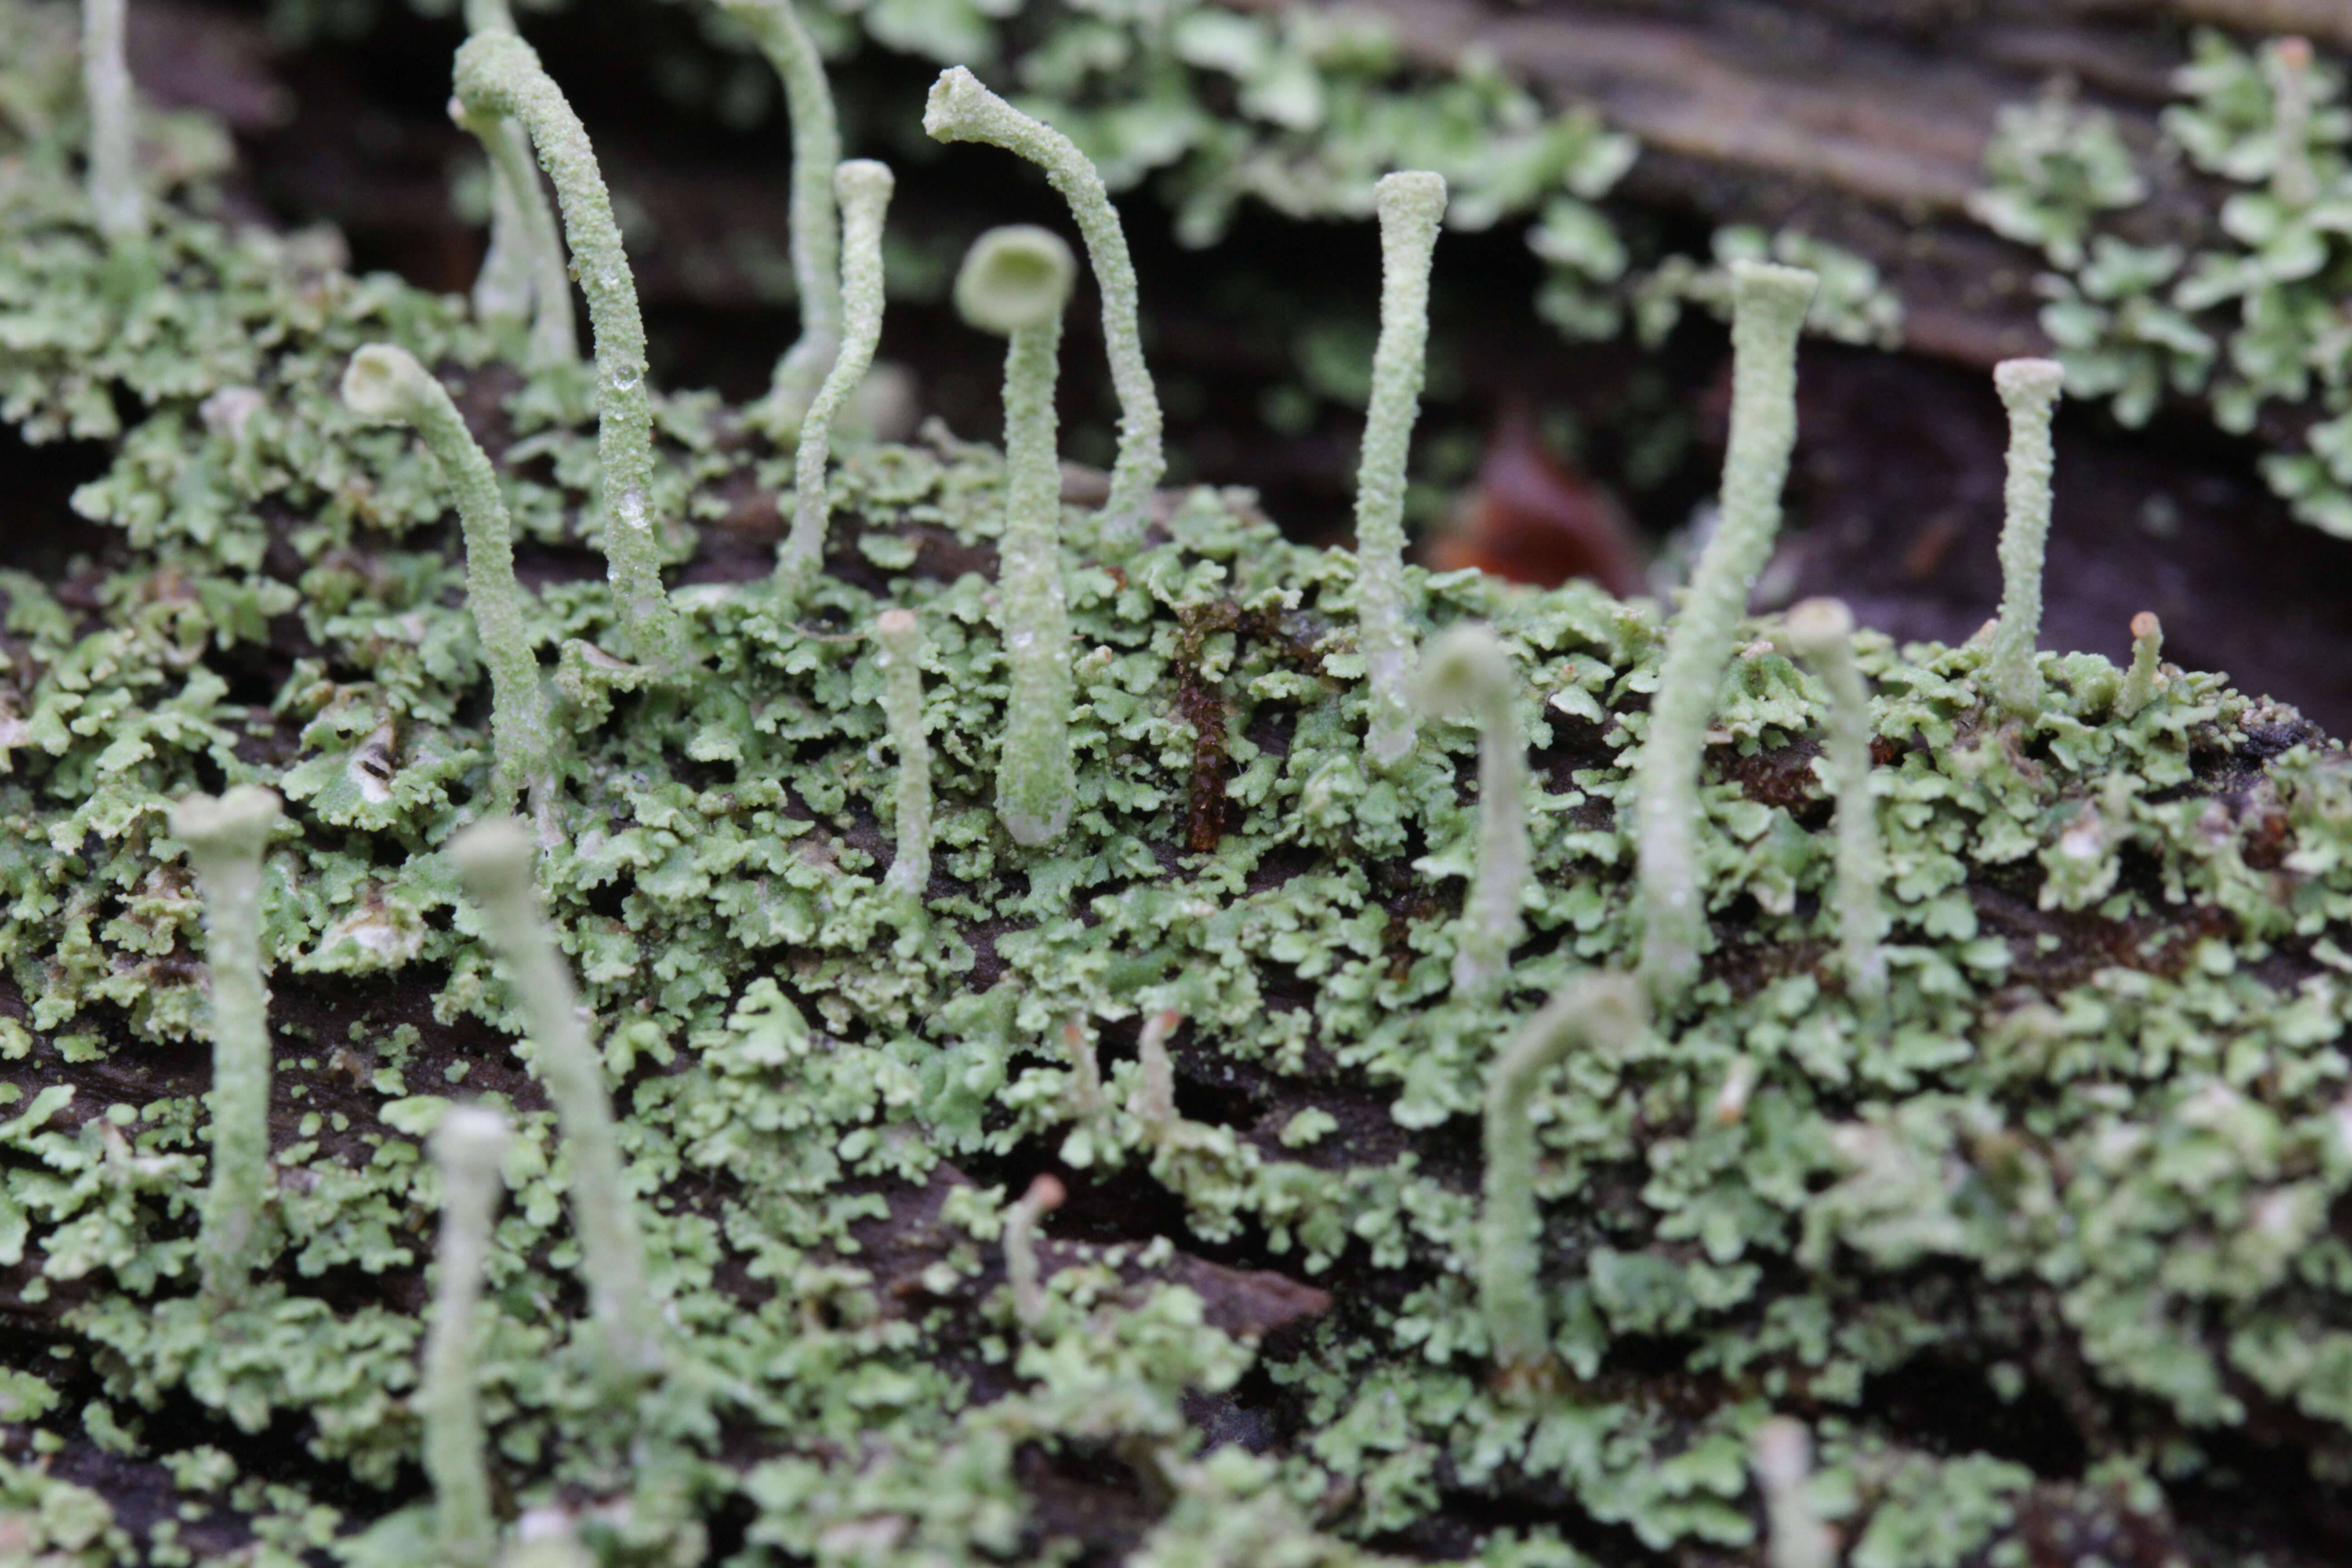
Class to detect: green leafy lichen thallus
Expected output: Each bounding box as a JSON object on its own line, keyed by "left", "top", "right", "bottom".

{"left": 449, "top": 817, "right": 661, "bottom": 1392}
{"left": 452, "top": 30, "right": 686, "bottom": 673}
{"left": 777, "top": 159, "right": 893, "bottom": 592}
{"left": 718, "top": 0, "right": 842, "bottom": 440}
{"left": 1751, "top": 1418, "right": 1835, "bottom": 1568}
{"left": 1356, "top": 170, "right": 1447, "bottom": 772}
{"left": 422, "top": 1105, "right": 511, "bottom": 1568}
{"left": 1986, "top": 358, "right": 2063, "bottom": 719}
{"left": 2121, "top": 609, "right": 2166, "bottom": 718}
{"left": 1480, "top": 972, "right": 1646, "bottom": 1385}
{"left": 1782, "top": 598, "right": 1886, "bottom": 1004}
{"left": 956, "top": 224, "right": 1079, "bottom": 847}
{"left": 79, "top": 0, "right": 140, "bottom": 241}
{"left": 1634, "top": 260, "right": 1817, "bottom": 1006}
{"left": 873, "top": 607, "right": 931, "bottom": 907}
{"left": 923, "top": 67, "right": 1164, "bottom": 546}
{"left": 341, "top": 343, "right": 556, "bottom": 822}
{"left": 1417, "top": 623, "right": 1527, "bottom": 1007}
{"left": 168, "top": 785, "right": 284, "bottom": 1303}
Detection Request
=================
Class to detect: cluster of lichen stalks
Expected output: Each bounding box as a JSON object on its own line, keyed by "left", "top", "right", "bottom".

{"left": 62, "top": 0, "right": 2192, "bottom": 1563}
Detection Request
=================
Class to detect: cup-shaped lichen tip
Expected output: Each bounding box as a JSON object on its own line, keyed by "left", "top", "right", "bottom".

{"left": 1782, "top": 596, "right": 1854, "bottom": 657}
{"left": 921, "top": 65, "right": 989, "bottom": 142}
{"left": 1417, "top": 623, "right": 1512, "bottom": 718}
{"left": 170, "top": 784, "right": 284, "bottom": 866}
{"left": 341, "top": 343, "right": 434, "bottom": 425}
{"left": 955, "top": 225, "right": 1077, "bottom": 338}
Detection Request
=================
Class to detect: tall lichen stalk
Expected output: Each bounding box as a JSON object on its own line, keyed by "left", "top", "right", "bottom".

{"left": 452, "top": 31, "right": 686, "bottom": 672}
{"left": 422, "top": 1105, "right": 511, "bottom": 1568}
{"left": 451, "top": 818, "right": 660, "bottom": 1392}
{"left": 341, "top": 343, "right": 556, "bottom": 822}
{"left": 777, "top": 160, "right": 894, "bottom": 591}
{"left": 170, "top": 786, "right": 284, "bottom": 1303}
{"left": 1634, "top": 260, "right": 1817, "bottom": 1006}
{"left": 1418, "top": 623, "right": 1528, "bottom": 1007}
{"left": 922, "top": 67, "right": 1163, "bottom": 544}
{"left": 873, "top": 607, "right": 931, "bottom": 906}
{"left": 80, "top": 0, "right": 142, "bottom": 242}
{"left": 1783, "top": 598, "right": 1886, "bottom": 1005}
{"left": 1480, "top": 973, "right": 1646, "bottom": 1382}
{"left": 718, "top": 0, "right": 842, "bottom": 438}
{"left": 955, "top": 224, "right": 1080, "bottom": 848}
{"left": 1985, "top": 357, "right": 2064, "bottom": 719}
{"left": 1355, "top": 171, "right": 1448, "bottom": 771}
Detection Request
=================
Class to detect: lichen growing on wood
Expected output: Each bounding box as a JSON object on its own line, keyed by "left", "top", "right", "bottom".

{"left": 3, "top": 7, "right": 2352, "bottom": 1567}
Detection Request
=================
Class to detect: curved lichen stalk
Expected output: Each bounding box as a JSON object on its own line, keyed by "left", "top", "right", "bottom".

{"left": 423, "top": 1105, "right": 510, "bottom": 1568}
{"left": 342, "top": 344, "right": 557, "bottom": 823}
{"left": 1984, "top": 358, "right": 2063, "bottom": 720}
{"left": 922, "top": 67, "right": 1163, "bottom": 544}
{"left": 1481, "top": 972, "right": 1646, "bottom": 1384}
{"left": 1357, "top": 171, "right": 1448, "bottom": 771}
{"left": 1634, "top": 260, "right": 1817, "bottom": 1007}
{"left": 2120, "top": 610, "right": 2165, "bottom": 719}
{"left": 776, "top": 160, "right": 894, "bottom": 591}
{"left": 452, "top": 97, "right": 578, "bottom": 371}
{"left": 81, "top": 0, "right": 142, "bottom": 241}
{"left": 1005, "top": 1173, "right": 1065, "bottom": 1330}
{"left": 1418, "top": 622, "right": 1527, "bottom": 1006}
{"left": 170, "top": 785, "right": 284, "bottom": 1304}
{"left": 1782, "top": 598, "right": 1886, "bottom": 1005}
{"left": 873, "top": 607, "right": 931, "bottom": 908}
{"left": 450, "top": 818, "right": 661, "bottom": 1393}
{"left": 717, "top": 0, "right": 842, "bottom": 440}
{"left": 956, "top": 224, "right": 1079, "bottom": 847}
{"left": 452, "top": 31, "right": 686, "bottom": 672}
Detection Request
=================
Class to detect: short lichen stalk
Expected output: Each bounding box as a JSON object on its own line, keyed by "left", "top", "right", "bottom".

{"left": 2270, "top": 37, "right": 2318, "bottom": 206}
{"left": 1418, "top": 623, "right": 1527, "bottom": 1006}
{"left": 1782, "top": 598, "right": 1886, "bottom": 1005}
{"left": 717, "top": 0, "right": 841, "bottom": 439}
{"left": 1355, "top": 171, "right": 1448, "bottom": 771}
{"left": 1985, "top": 358, "right": 2064, "bottom": 719}
{"left": 171, "top": 786, "right": 284, "bottom": 1303}
{"left": 2120, "top": 610, "right": 2165, "bottom": 719}
{"left": 1129, "top": 1008, "right": 1182, "bottom": 1139}
{"left": 342, "top": 344, "right": 556, "bottom": 821}
{"left": 1751, "top": 1418, "right": 1836, "bottom": 1568}
{"left": 423, "top": 1106, "right": 511, "bottom": 1568}
{"left": 776, "top": 160, "right": 893, "bottom": 591}
{"left": 1635, "top": 261, "right": 1817, "bottom": 1006}
{"left": 923, "top": 68, "right": 1162, "bottom": 544}
{"left": 1005, "top": 1173, "right": 1065, "bottom": 1330}
{"left": 80, "top": 0, "right": 142, "bottom": 242}
{"left": 957, "top": 225, "right": 1079, "bottom": 847}
{"left": 451, "top": 818, "right": 661, "bottom": 1392}
{"left": 873, "top": 608, "right": 931, "bottom": 909}
{"left": 452, "top": 31, "right": 686, "bottom": 672}
{"left": 1480, "top": 973, "right": 1646, "bottom": 1384}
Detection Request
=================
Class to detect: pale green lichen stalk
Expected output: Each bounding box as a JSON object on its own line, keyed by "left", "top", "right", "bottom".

{"left": 956, "top": 224, "right": 1079, "bottom": 846}
{"left": 170, "top": 785, "right": 284, "bottom": 1303}
{"left": 873, "top": 608, "right": 931, "bottom": 906}
{"left": 1005, "top": 1173, "right": 1065, "bottom": 1330}
{"left": 1751, "top": 1418, "right": 1836, "bottom": 1568}
{"left": 341, "top": 344, "right": 556, "bottom": 820}
{"left": 1355, "top": 170, "right": 1448, "bottom": 771}
{"left": 777, "top": 159, "right": 893, "bottom": 591}
{"left": 718, "top": 0, "right": 841, "bottom": 439}
{"left": 1635, "top": 260, "right": 1817, "bottom": 1005}
{"left": 452, "top": 95, "right": 578, "bottom": 371}
{"left": 1480, "top": 973, "right": 1646, "bottom": 1382}
{"left": 450, "top": 817, "right": 661, "bottom": 1391}
{"left": 2121, "top": 609, "right": 2165, "bottom": 719}
{"left": 1985, "top": 357, "right": 2064, "bottom": 719}
{"left": 452, "top": 31, "right": 685, "bottom": 671}
{"left": 423, "top": 1105, "right": 512, "bottom": 1568}
{"left": 1417, "top": 623, "right": 1527, "bottom": 1006}
{"left": 923, "top": 67, "right": 1163, "bottom": 544}
{"left": 1783, "top": 598, "right": 1886, "bottom": 1004}
{"left": 80, "top": 0, "right": 142, "bottom": 241}
{"left": 2271, "top": 37, "right": 2318, "bottom": 205}
{"left": 1130, "top": 1007, "right": 1181, "bottom": 1137}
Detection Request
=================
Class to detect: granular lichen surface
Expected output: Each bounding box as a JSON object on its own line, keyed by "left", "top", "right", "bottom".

{"left": 5, "top": 9, "right": 2352, "bottom": 1568}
